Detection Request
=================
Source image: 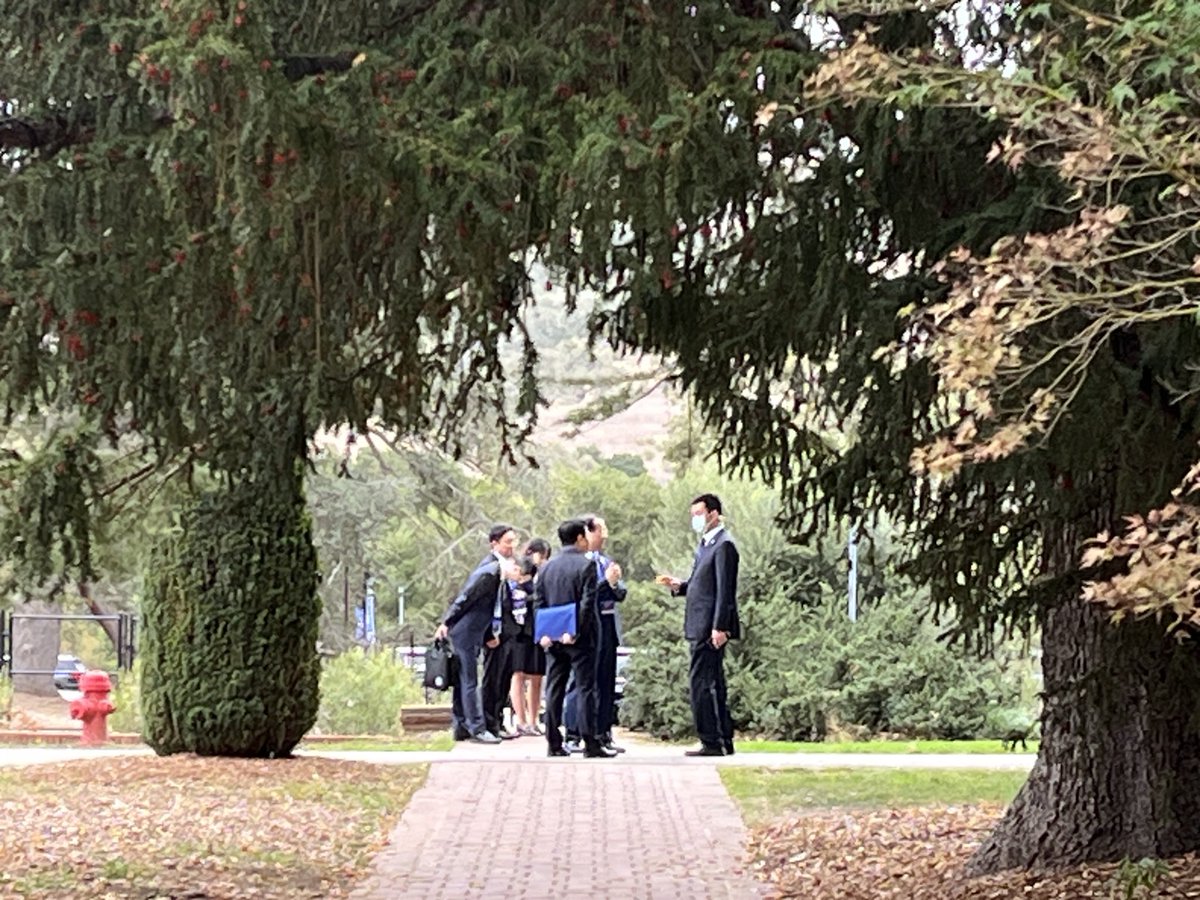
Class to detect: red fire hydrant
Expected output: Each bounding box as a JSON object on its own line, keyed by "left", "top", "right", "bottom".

{"left": 69, "top": 671, "right": 116, "bottom": 746}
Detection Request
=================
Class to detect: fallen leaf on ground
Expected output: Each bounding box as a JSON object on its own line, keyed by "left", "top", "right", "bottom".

{"left": 747, "top": 805, "right": 1200, "bottom": 898}
{"left": 0, "top": 755, "right": 425, "bottom": 899}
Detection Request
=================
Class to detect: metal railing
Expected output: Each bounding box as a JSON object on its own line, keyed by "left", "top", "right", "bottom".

{"left": 0, "top": 611, "right": 138, "bottom": 679}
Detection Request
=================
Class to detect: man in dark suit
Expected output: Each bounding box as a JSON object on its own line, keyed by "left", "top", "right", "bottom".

{"left": 585, "top": 514, "right": 627, "bottom": 754}
{"left": 535, "top": 518, "right": 615, "bottom": 759}
{"left": 435, "top": 523, "right": 518, "bottom": 744}
{"left": 481, "top": 546, "right": 525, "bottom": 740}
{"left": 660, "top": 493, "right": 740, "bottom": 757}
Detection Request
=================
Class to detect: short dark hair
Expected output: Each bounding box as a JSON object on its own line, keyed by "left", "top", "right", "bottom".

{"left": 557, "top": 518, "right": 587, "bottom": 546}
{"left": 525, "top": 537, "right": 551, "bottom": 557}
{"left": 584, "top": 514, "right": 602, "bottom": 532}
{"left": 488, "top": 523, "right": 515, "bottom": 544}
{"left": 516, "top": 556, "right": 538, "bottom": 577}
{"left": 691, "top": 493, "right": 722, "bottom": 515}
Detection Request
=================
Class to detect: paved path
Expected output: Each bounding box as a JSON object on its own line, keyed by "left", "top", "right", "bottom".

{"left": 305, "top": 742, "right": 1036, "bottom": 770}
{"left": 340, "top": 734, "right": 1032, "bottom": 899}
{"left": 348, "top": 754, "right": 765, "bottom": 899}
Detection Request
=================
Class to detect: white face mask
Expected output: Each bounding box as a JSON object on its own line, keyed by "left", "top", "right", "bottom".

{"left": 691, "top": 514, "right": 707, "bottom": 534}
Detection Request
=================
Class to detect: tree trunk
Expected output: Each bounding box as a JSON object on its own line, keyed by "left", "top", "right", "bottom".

{"left": 968, "top": 593, "right": 1200, "bottom": 873}
{"left": 11, "top": 601, "right": 62, "bottom": 697}
{"left": 77, "top": 580, "right": 121, "bottom": 650}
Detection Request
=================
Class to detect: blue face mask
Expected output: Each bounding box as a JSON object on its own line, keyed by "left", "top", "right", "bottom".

{"left": 691, "top": 514, "right": 707, "bottom": 534}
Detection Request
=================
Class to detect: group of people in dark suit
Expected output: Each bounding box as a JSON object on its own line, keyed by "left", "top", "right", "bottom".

{"left": 435, "top": 492, "right": 740, "bottom": 758}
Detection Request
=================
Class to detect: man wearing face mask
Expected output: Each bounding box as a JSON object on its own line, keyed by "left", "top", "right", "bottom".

{"left": 657, "top": 493, "right": 741, "bottom": 757}
{"left": 585, "top": 514, "right": 627, "bottom": 754}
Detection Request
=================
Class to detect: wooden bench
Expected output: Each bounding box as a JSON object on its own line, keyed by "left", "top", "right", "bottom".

{"left": 400, "top": 705, "right": 453, "bottom": 731}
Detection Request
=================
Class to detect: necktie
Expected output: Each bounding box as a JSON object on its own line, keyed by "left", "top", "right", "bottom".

{"left": 492, "top": 579, "right": 505, "bottom": 637}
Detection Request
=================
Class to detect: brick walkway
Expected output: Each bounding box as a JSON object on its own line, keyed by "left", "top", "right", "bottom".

{"left": 348, "top": 752, "right": 766, "bottom": 899}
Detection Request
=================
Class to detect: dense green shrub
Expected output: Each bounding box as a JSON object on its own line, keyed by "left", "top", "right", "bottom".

{"left": 316, "top": 648, "right": 425, "bottom": 736}
{"left": 622, "top": 590, "right": 1034, "bottom": 742}
{"left": 141, "top": 470, "right": 320, "bottom": 757}
{"left": 109, "top": 659, "right": 143, "bottom": 735}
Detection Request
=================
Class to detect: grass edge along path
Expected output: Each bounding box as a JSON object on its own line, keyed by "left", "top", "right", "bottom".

{"left": 733, "top": 738, "right": 1038, "bottom": 754}
{"left": 721, "top": 766, "right": 1028, "bottom": 823}
{"left": 297, "top": 733, "right": 455, "bottom": 752}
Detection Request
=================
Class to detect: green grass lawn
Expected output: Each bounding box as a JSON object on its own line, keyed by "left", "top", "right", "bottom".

{"left": 297, "top": 733, "right": 454, "bottom": 752}
{"left": 721, "top": 766, "right": 1028, "bottom": 822}
{"left": 734, "top": 738, "right": 1038, "bottom": 754}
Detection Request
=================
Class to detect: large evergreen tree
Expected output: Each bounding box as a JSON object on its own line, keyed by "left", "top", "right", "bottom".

{"left": 0, "top": 0, "right": 543, "bottom": 755}
{"left": 5, "top": 0, "right": 1198, "bottom": 870}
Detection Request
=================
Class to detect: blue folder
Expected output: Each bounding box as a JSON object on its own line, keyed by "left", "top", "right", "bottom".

{"left": 534, "top": 604, "right": 578, "bottom": 643}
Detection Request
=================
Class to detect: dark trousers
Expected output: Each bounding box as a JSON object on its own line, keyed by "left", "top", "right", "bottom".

{"left": 450, "top": 636, "right": 484, "bottom": 736}
{"left": 563, "top": 675, "right": 579, "bottom": 740}
{"left": 689, "top": 640, "right": 733, "bottom": 750}
{"left": 545, "top": 641, "right": 597, "bottom": 751}
{"left": 595, "top": 614, "right": 619, "bottom": 738}
{"left": 481, "top": 639, "right": 513, "bottom": 735}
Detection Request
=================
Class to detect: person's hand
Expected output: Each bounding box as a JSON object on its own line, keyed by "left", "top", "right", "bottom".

{"left": 539, "top": 635, "right": 553, "bottom": 649}
{"left": 655, "top": 574, "right": 682, "bottom": 591}
{"left": 434, "top": 623, "right": 449, "bottom": 640}
{"left": 605, "top": 562, "right": 622, "bottom": 586}
{"left": 486, "top": 636, "right": 500, "bottom": 649}
{"left": 710, "top": 629, "right": 728, "bottom": 649}
{"left": 561, "top": 633, "right": 575, "bottom": 645}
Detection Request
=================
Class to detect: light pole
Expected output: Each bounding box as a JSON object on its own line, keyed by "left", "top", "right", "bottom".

{"left": 847, "top": 522, "right": 860, "bottom": 623}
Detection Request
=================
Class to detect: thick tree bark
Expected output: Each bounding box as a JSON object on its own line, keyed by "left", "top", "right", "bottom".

{"left": 11, "top": 601, "right": 62, "bottom": 696}
{"left": 968, "top": 592, "right": 1200, "bottom": 873}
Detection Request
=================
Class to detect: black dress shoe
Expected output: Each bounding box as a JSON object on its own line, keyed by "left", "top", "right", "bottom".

{"left": 723, "top": 744, "right": 735, "bottom": 756}
{"left": 453, "top": 729, "right": 471, "bottom": 741}
{"left": 583, "top": 745, "right": 618, "bottom": 759}
{"left": 684, "top": 746, "right": 725, "bottom": 757}
{"left": 547, "top": 747, "right": 571, "bottom": 757}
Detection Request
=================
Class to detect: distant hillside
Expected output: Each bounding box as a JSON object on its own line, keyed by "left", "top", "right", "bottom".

{"left": 521, "top": 282, "right": 684, "bottom": 479}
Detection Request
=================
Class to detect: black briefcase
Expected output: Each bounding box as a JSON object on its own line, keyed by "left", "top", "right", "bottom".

{"left": 423, "top": 638, "right": 456, "bottom": 691}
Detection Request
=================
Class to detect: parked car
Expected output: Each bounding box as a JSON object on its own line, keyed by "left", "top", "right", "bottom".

{"left": 613, "top": 646, "right": 634, "bottom": 719}
{"left": 53, "top": 654, "right": 87, "bottom": 692}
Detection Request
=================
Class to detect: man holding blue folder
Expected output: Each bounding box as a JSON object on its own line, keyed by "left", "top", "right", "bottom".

{"left": 534, "top": 519, "right": 615, "bottom": 758}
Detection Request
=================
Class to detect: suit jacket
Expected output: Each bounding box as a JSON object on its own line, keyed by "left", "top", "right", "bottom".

{"left": 534, "top": 546, "right": 598, "bottom": 646}
{"left": 500, "top": 576, "right": 531, "bottom": 641}
{"left": 508, "top": 573, "right": 537, "bottom": 643}
{"left": 591, "top": 551, "right": 627, "bottom": 643}
{"left": 442, "top": 554, "right": 505, "bottom": 649}
{"left": 676, "top": 529, "right": 741, "bottom": 643}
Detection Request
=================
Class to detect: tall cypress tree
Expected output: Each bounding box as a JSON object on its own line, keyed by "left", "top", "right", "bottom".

{"left": 0, "top": 1, "right": 543, "bottom": 755}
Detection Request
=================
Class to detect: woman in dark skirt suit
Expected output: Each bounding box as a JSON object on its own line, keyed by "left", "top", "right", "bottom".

{"left": 509, "top": 539, "right": 551, "bottom": 736}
